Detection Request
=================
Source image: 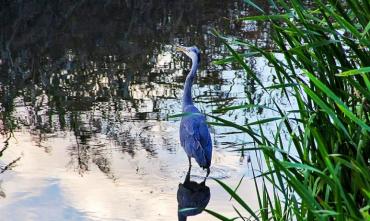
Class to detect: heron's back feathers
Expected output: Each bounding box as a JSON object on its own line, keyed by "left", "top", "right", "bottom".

{"left": 180, "top": 105, "right": 212, "bottom": 168}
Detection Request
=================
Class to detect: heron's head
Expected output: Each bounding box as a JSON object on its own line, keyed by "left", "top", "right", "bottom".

{"left": 176, "top": 46, "right": 201, "bottom": 64}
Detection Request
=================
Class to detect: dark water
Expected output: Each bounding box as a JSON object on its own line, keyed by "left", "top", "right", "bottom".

{"left": 0, "top": 1, "right": 287, "bottom": 220}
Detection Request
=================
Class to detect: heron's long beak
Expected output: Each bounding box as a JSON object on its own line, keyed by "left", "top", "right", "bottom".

{"left": 176, "top": 46, "right": 187, "bottom": 53}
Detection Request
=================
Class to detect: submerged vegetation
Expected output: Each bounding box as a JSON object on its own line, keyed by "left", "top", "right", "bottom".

{"left": 209, "top": 0, "right": 370, "bottom": 220}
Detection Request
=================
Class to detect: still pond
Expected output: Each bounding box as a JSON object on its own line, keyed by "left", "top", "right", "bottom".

{"left": 0, "top": 1, "right": 290, "bottom": 220}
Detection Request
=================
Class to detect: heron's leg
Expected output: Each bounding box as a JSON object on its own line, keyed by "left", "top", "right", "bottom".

{"left": 185, "top": 168, "right": 191, "bottom": 183}
{"left": 184, "top": 161, "right": 191, "bottom": 184}
{"left": 188, "top": 156, "right": 192, "bottom": 170}
{"left": 203, "top": 167, "right": 210, "bottom": 183}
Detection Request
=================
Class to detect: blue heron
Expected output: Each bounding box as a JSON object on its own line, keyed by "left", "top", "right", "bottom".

{"left": 176, "top": 45, "right": 212, "bottom": 177}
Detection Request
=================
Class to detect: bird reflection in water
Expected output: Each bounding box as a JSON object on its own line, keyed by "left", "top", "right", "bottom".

{"left": 0, "top": 180, "right": 5, "bottom": 198}
{"left": 177, "top": 168, "right": 211, "bottom": 221}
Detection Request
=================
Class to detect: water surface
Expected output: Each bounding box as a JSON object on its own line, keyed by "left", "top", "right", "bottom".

{"left": 0, "top": 1, "right": 286, "bottom": 220}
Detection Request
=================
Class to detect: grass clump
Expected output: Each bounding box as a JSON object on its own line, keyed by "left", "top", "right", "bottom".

{"left": 208, "top": 0, "right": 370, "bottom": 220}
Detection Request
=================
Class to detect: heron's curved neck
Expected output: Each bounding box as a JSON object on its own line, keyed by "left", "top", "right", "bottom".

{"left": 182, "top": 59, "right": 198, "bottom": 109}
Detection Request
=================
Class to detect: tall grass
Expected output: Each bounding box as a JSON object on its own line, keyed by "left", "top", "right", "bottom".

{"left": 208, "top": 0, "right": 370, "bottom": 220}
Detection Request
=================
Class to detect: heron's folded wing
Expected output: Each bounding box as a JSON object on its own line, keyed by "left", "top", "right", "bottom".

{"left": 198, "top": 121, "right": 212, "bottom": 163}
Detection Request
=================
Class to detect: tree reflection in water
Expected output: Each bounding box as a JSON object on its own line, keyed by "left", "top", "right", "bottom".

{"left": 0, "top": 0, "right": 271, "bottom": 177}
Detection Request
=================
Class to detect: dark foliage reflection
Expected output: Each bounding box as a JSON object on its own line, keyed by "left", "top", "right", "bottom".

{"left": 0, "top": 0, "right": 272, "bottom": 177}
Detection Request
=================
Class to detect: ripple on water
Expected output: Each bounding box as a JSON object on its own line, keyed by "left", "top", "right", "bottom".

{"left": 181, "top": 165, "right": 234, "bottom": 181}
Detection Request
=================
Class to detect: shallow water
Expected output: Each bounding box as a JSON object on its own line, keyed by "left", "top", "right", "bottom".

{"left": 0, "top": 1, "right": 289, "bottom": 220}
